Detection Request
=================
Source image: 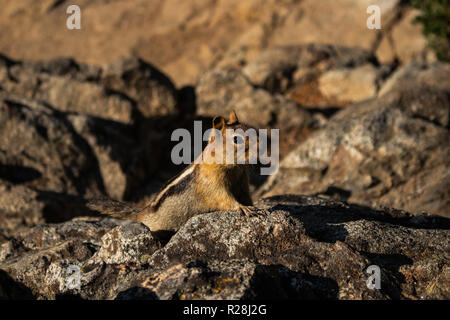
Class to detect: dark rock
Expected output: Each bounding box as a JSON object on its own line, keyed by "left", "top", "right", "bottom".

{"left": 100, "top": 57, "right": 178, "bottom": 118}
{"left": 0, "top": 182, "right": 100, "bottom": 239}
{"left": 196, "top": 67, "right": 312, "bottom": 129}
{"left": 2, "top": 196, "right": 446, "bottom": 300}
{"left": 0, "top": 218, "right": 160, "bottom": 299}
{"left": 148, "top": 195, "right": 449, "bottom": 299}
{"left": 260, "top": 66, "right": 450, "bottom": 217}
{"left": 0, "top": 94, "right": 104, "bottom": 196}
{"left": 0, "top": 93, "right": 158, "bottom": 238}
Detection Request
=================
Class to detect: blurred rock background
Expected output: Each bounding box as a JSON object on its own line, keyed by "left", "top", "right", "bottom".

{"left": 0, "top": 0, "right": 449, "bottom": 299}
{"left": 0, "top": 0, "right": 439, "bottom": 86}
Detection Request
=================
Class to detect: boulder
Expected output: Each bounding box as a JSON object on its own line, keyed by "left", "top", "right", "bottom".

{"left": 240, "top": 44, "right": 389, "bottom": 109}
{"left": 378, "top": 8, "right": 435, "bottom": 64}
{"left": 68, "top": 114, "right": 157, "bottom": 200}
{"left": 318, "top": 64, "right": 380, "bottom": 104}
{"left": 259, "top": 64, "right": 450, "bottom": 217}
{"left": 378, "top": 61, "right": 450, "bottom": 96}
{"left": 0, "top": 195, "right": 448, "bottom": 300}
{"left": 242, "top": 44, "right": 377, "bottom": 93}
{"left": 0, "top": 182, "right": 99, "bottom": 240}
{"left": 0, "top": 94, "right": 104, "bottom": 196}
{"left": 100, "top": 57, "right": 178, "bottom": 118}
{"left": 0, "top": 56, "right": 178, "bottom": 122}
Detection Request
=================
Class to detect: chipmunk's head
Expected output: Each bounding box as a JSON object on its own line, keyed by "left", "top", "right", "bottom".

{"left": 203, "top": 110, "right": 259, "bottom": 166}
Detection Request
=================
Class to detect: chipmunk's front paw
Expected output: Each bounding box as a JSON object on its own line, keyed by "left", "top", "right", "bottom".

{"left": 239, "top": 205, "right": 266, "bottom": 217}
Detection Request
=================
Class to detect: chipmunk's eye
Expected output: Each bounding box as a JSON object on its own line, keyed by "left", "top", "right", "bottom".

{"left": 233, "top": 136, "right": 244, "bottom": 144}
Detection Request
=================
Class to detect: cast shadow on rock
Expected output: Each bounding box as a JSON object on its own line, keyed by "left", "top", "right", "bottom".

{"left": 0, "top": 164, "right": 42, "bottom": 184}
{"left": 242, "top": 264, "right": 339, "bottom": 300}
{"left": 362, "top": 252, "right": 413, "bottom": 300}
{"left": 0, "top": 269, "right": 34, "bottom": 300}
{"left": 115, "top": 287, "right": 159, "bottom": 300}
{"left": 37, "top": 191, "right": 102, "bottom": 223}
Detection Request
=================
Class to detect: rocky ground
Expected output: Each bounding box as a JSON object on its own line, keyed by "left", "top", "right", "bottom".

{"left": 0, "top": 0, "right": 449, "bottom": 300}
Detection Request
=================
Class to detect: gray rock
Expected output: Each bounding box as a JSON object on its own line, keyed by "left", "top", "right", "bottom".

{"left": 92, "top": 223, "right": 160, "bottom": 265}
{"left": 116, "top": 259, "right": 338, "bottom": 300}
{"left": 0, "top": 182, "right": 100, "bottom": 240}
{"left": 1, "top": 196, "right": 448, "bottom": 300}
{"left": 1, "top": 57, "right": 135, "bottom": 124}
{"left": 318, "top": 64, "right": 380, "bottom": 104}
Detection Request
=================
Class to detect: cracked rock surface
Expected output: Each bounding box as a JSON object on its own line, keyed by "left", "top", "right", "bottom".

{"left": 0, "top": 195, "right": 448, "bottom": 300}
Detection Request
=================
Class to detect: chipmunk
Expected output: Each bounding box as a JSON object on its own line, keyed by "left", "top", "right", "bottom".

{"left": 87, "top": 110, "right": 264, "bottom": 238}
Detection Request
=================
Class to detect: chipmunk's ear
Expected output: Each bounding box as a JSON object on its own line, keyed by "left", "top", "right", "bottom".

{"left": 212, "top": 116, "right": 225, "bottom": 131}
{"left": 228, "top": 110, "right": 239, "bottom": 124}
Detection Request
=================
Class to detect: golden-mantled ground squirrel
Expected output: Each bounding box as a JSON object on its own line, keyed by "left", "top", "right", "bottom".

{"left": 88, "top": 110, "right": 264, "bottom": 238}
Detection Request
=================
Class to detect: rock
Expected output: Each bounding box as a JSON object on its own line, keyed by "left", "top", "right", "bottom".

{"left": 196, "top": 67, "right": 312, "bottom": 129}
{"left": 92, "top": 223, "right": 160, "bottom": 265}
{"left": 67, "top": 114, "right": 156, "bottom": 200}
{"left": 217, "top": 24, "right": 268, "bottom": 69}
{"left": 242, "top": 44, "right": 377, "bottom": 93}
{"left": 260, "top": 65, "right": 450, "bottom": 217}
{"left": 388, "top": 9, "right": 435, "bottom": 64}
{"left": 0, "top": 0, "right": 430, "bottom": 86}
{"left": 241, "top": 46, "right": 302, "bottom": 92}
{"left": 374, "top": 7, "right": 436, "bottom": 64}
{"left": 240, "top": 44, "right": 385, "bottom": 109}
{"left": 1, "top": 195, "right": 448, "bottom": 300}
{"left": 318, "top": 64, "right": 380, "bottom": 104}
{"left": 378, "top": 61, "right": 450, "bottom": 96}
{"left": 0, "top": 218, "right": 160, "bottom": 299}
{"left": 0, "top": 182, "right": 100, "bottom": 240}
{"left": 149, "top": 195, "right": 449, "bottom": 299}
{"left": 0, "top": 57, "right": 136, "bottom": 124}
{"left": 0, "top": 217, "right": 124, "bottom": 264}
{"left": 0, "top": 92, "right": 160, "bottom": 238}
{"left": 2, "top": 56, "right": 101, "bottom": 82}
{"left": 0, "top": 269, "right": 34, "bottom": 299}
{"left": 35, "top": 77, "right": 137, "bottom": 125}
{"left": 0, "top": 56, "right": 178, "bottom": 122}
{"left": 0, "top": 94, "right": 104, "bottom": 196}
{"left": 117, "top": 259, "right": 338, "bottom": 300}
{"left": 270, "top": 0, "right": 400, "bottom": 50}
